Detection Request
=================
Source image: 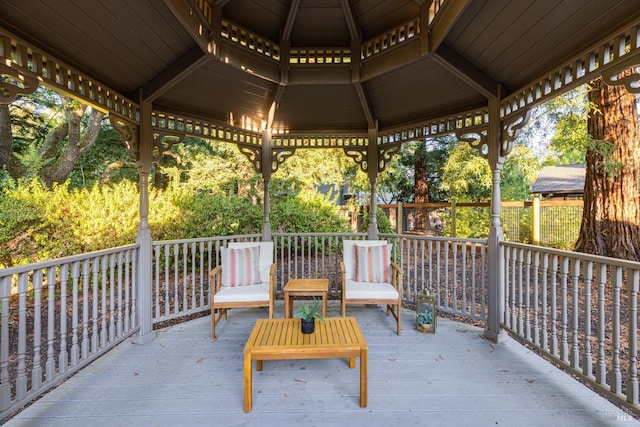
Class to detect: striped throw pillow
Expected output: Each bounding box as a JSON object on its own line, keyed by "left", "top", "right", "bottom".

{"left": 222, "top": 245, "right": 261, "bottom": 287}
{"left": 354, "top": 244, "right": 390, "bottom": 283}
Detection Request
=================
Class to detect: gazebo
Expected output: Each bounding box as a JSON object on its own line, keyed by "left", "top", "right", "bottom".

{"left": 1, "top": 0, "right": 640, "bottom": 422}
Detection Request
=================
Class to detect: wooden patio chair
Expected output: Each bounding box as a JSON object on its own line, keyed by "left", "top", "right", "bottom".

{"left": 209, "top": 241, "right": 275, "bottom": 340}
{"left": 340, "top": 240, "right": 403, "bottom": 335}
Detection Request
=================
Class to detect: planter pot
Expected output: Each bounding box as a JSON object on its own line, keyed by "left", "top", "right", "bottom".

{"left": 301, "top": 319, "right": 315, "bottom": 334}
{"left": 418, "top": 322, "right": 433, "bottom": 333}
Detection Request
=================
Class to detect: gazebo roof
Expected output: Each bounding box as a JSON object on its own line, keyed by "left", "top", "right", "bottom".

{"left": 1, "top": 1, "right": 639, "bottom": 149}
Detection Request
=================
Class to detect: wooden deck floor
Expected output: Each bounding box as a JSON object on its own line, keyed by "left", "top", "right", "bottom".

{"left": 5, "top": 301, "right": 638, "bottom": 426}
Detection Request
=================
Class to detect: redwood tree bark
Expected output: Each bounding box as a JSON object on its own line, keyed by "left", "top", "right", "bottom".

{"left": 414, "top": 141, "right": 429, "bottom": 231}
{"left": 575, "top": 77, "right": 640, "bottom": 261}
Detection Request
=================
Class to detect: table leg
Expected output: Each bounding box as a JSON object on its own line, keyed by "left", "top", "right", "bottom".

{"left": 322, "top": 293, "right": 327, "bottom": 317}
{"left": 284, "top": 293, "right": 290, "bottom": 318}
{"left": 360, "top": 348, "right": 368, "bottom": 408}
{"left": 243, "top": 352, "right": 252, "bottom": 412}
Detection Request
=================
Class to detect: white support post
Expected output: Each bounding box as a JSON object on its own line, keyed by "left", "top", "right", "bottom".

{"left": 367, "top": 126, "right": 379, "bottom": 239}
{"left": 261, "top": 130, "right": 272, "bottom": 242}
{"left": 484, "top": 93, "right": 507, "bottom": 343}
{"left": 133, "top": 97, "right": 156, "bottom": 344}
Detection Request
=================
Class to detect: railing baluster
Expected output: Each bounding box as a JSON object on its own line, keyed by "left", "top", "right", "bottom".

{"left": 532, "top": 251, "right": 540, "bottom": 345}
{"left": 541, "top": 253, "right": 548, "bottom": 351}
{"left": 550, "top": 254, "right": 558, "bottom": 357}
{"left": 461, "top": 242, "right": 467, "bottom": 314}
{"left": 108, "top": 254, "right": 115, "bottom": 343}
{"left": 173, "top": 243, "right": 179, "bottom": 315}
{"left": 191, "top": 242, "right": 197, "bottom": 310}
{"left": 71, "top": 261, "right": 80, "bottom": 365}
{"left": 559, "top": 256, "right": 569, "bottom": 363}
{"left": 517, "top": 248, "right": 524, "bottom": 336}
{"left": 91, "top": 259, "right": 99, "bottom": 355}
{"left": 596, "top": 263, "right": 607, "bottom": 385}
{"left": 582, "top": 261, "right": 593, "bottom": 378}
{"left": 31, "top": 269, "right": 43, "bottom": 389}
{"left": 0, "top": 277, "right": 10, "bottom": 411}
{"left": 117, "top": 252, "right": 123, "bottom": 337}
{"left": 627, "top": 268, "right": 639, "bottom": 405}
{"left": 82, "top": 259, "right": 90, "bottom": 358}
{"left": 125, "top": 250, "right": 132, "bottom": 332}
{"left": 98, "top": 257, "right": 107, "bottom": 349}
{"left": 59, "top": 264, "right": 69, "bottom": 372}
{"left": 154, "top": 245, "right": 160, "bottom": 319}
{"left": 570, "top": 259, "right": 580, "bottom": 368}
{"left": 524, "top": 249, "right": 532, "bottom": 340}
{"left": 16, "top": 272, "right": 28, "bottom": 399}
{"left": 611, "top": 266, "right": 623, "bottom": 394}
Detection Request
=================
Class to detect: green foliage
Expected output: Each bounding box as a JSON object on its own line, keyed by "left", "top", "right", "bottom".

{"left": 360, "top": 207, "right": 394, "bottom": 234}
{"left": 441, "top": 206, "right": 490, "bottom": 239}
{"left": 0, "top": 179, "right": 139, "bottom": 267}
{"left": 293, "top": 299, "right": 325, "bottom": 322}
{"left": 500, "top": 145, "right": 540, "bottom": 201}
{"left": 160, "top": 186, "right": 263, "bottom": 239}
{"left": 270, "top": 191, "right": 350, "bottom": 234}
{"left": 441, "top": 143, "right": 492, "bottom": 202}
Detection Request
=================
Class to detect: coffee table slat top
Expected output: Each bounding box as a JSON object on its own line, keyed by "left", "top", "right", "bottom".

{"left": 244, "top": 317, "right": 367, "bottom": 358}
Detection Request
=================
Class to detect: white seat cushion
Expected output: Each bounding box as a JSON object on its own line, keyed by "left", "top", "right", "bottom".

{"left": 214, "top": 282, "right": 270, "bottom": 303}
{"left": 344, "top": 280, "right": 399, "bottom": 300}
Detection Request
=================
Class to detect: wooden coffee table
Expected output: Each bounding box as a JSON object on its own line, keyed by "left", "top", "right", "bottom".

{"left": 243, "top": 317, "right": 368, "bottom": 412}
{"left": 283, "top": 278, "right": 329, "bottom": 318}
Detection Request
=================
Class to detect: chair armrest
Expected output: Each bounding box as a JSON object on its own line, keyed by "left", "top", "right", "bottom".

{"left": 269, "top": 263, "right": 275, "bottom": 296}
{"left": 339, "top": 261, "right": 346, "bottom": 295}
{"left": 391, "top": 262, "right": 403, "bottom": 298}
{"left": 210, "top": 265, "right": 222, "bottom": 293}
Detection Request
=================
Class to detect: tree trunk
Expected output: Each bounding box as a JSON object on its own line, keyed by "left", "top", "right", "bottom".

{"left": 414, "top": 141, "right": 429, "bottom": 232}
{"left": 575, "top": 77, "right": 640, "bottom": 261}
{"left": 0, "top": 103, "right": 12, "bottom": 171}
{"left": 40, "top": 98, "right": 105, "bottom": 186}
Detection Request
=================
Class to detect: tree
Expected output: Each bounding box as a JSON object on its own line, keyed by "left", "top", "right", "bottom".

{"left": 0, "top": 87, "right": 106, "bottom": 187}
{"left": 575, "top": 77, "right": 640, "bottom": 261}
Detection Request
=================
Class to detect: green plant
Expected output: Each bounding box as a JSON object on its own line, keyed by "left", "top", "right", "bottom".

{"left": 293, "top": 299, "right": 325, "bottom": 322}
{"left": 417, "top": 309, "right": 433, "bottom": 325}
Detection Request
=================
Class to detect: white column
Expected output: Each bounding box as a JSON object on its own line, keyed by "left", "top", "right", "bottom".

{"left": 261, "top": 130, "right": 272, "bottom": 242}
{"left": 367, "top": 126, "right": 379, "bottom": 239}
{"left": 484, "top": 94, "right": 507, "bottom": 343}
{"left": 133, "top": 98, "right": 156, "bottom": 344}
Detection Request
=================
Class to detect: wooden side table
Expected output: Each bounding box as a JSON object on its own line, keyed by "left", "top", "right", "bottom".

{"left": 283, "top": 278, "right": 329, "bottom": 318}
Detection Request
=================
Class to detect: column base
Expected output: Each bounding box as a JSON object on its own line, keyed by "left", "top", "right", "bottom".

{"left": 132, "top": 330, "right": 157, "bottom": 344}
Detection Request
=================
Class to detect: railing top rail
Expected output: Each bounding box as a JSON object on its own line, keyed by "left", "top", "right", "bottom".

{"left": 0, "top": 243, "right": 140, "bottom": 277}
{"left": 382, "top": 233, "right": 488, "bottom": 244}
{"left": 153, "top": 234, "right": 260, "bottom": 246}
{"left": 502, "top": 241, "right": 640, "bottom": 269}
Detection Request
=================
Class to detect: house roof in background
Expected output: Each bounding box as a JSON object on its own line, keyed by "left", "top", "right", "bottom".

{"left": 531, "top": 164, "right": 585, "bottom": 195}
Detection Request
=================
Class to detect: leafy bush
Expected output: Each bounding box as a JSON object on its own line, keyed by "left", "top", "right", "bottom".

{"left": 360, "top": 207, "right": 394, "bottom": 234}
{"left": 270, "top": 191, "right": 350, "bottom": 234}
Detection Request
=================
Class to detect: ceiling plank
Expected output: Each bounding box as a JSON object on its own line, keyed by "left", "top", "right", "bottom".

{"left": 164, "top": 0, "right": 211, "bottom": 53}
{"left": 432, "top": 44, "right": 499, "bottom": 99}
{"left": 142, "top": 47, "right": 212, "bottom": 102}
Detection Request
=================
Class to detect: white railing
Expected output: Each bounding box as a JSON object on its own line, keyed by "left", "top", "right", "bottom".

{"left": 502, "top": 242, "right": 640, "bottom": 411}
{"left": 11, "top": 233, "right": 640, "bottom": 418}
{"left": 0, "top": 244, "right": 140, "bottom": 419}
{"left": 150, "top": 233, "right": 488, "bottom": 324}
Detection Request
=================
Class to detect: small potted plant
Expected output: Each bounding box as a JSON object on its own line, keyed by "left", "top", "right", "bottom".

{"left": 293, "top": 299, "right": 325, "bottom": 334}
{"left": 417, "top": 309, "right": 434, "bottom": 333}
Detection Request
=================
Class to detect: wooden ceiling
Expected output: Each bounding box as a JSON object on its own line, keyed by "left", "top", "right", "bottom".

{"left": 1, "top": 0, "right": 639, "bottom": 142}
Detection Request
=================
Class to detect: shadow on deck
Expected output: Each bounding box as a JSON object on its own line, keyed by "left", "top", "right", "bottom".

{"left": 5, "top": 301, "right": 637, "bottom": 426}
